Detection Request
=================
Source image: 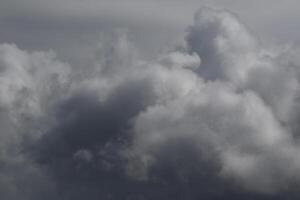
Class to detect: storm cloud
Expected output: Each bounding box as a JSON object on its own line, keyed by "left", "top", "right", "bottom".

{"left": 1, "top": 5, "right": 300, "bottom": 200}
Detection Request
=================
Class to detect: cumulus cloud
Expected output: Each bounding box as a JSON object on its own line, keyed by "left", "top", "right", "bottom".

{"left": 2, "top": 6, "right": 300, "bottom": 200}
{"left": 128, "top": 7, "right": 300, "bottom": 194}
{"left": 0, "top": 43, "right": 70, "bottom": 200}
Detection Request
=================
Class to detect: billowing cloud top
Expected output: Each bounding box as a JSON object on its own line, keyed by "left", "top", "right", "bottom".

{"left": 1, "top": 6, "right": 300, "bottom": 200}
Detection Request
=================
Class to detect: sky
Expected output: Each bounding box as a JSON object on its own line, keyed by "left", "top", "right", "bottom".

{"left": 1, "top": 0, "right": 300, "bottom": 59}
{"left": 2, "top": 1, "right": 300, "bottom": 200}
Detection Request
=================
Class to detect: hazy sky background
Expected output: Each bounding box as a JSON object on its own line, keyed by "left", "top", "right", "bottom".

{"left": 1, "top": 0, "right": 300, "bottom": 60}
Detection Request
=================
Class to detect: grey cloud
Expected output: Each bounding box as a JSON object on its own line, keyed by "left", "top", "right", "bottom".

{"left": 0, "top": 44, "right": 69, "bottom": 200}
{"left": 127, "top": 7, "right": 300, "bottom": 194}
{"left": 186, "top": 6, "right": 257, "bottom": 81}
{"left": 2, "top": 5, "right": 300, "bottom": 200}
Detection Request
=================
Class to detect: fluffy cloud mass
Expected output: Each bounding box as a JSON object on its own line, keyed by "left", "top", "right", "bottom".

{"left": 2, "top": 6, "right": 300, "bottom": 200}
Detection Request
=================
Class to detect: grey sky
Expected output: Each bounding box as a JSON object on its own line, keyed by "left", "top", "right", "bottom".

{"left": 1, "top": 0, "right": 300, "bottom": 59}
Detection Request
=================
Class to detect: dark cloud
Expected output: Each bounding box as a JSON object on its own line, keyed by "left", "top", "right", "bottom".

{"left": 2, "top": 5, "right": 300, "bottom": 200}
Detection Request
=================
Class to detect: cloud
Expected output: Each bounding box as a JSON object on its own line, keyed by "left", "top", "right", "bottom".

{"left": 0, "top": 43, "right": 70, "bottom": 200}
{"left": 2, "top": 6, "right": 300, "bottom": 200}
{"left": 127, "top": 7, "right": 300, "bottom": 194}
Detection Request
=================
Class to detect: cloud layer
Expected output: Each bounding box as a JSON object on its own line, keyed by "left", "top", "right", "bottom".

{"left": 1, "top": 6, "right": 300, "bottom": 200}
